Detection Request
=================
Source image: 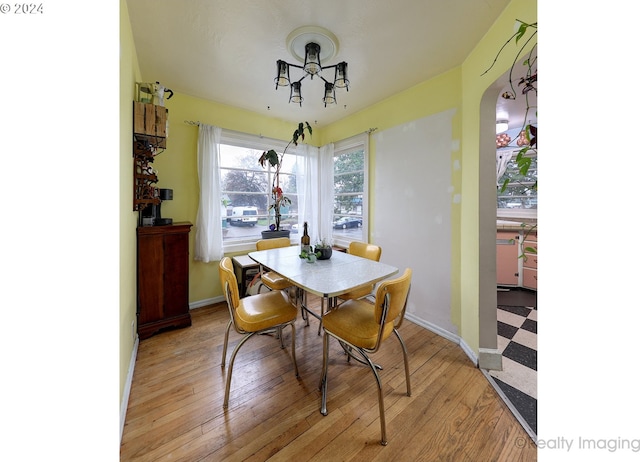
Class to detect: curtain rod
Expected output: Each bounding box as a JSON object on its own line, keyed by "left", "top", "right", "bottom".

{"left": 184, "top": 120, "right": 200, "bottom": 126}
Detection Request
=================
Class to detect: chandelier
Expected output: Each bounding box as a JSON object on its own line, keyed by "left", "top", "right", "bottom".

{"left": 274, "top": 26, "right": 349, "bottom": 107}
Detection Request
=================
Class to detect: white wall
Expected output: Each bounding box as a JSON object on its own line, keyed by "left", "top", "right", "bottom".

{"left": 373, "top": 110, "right": 457, "bottom": 334}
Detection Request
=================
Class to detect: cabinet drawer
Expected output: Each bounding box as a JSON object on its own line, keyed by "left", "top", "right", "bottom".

{"left": 523, "top": 239, "right": 537, "bottom": 254}
{"left": 523, "top": 252, "right": 538, "bottom": 269}
{"left": 523, "top": 267, "right": 537, "bottom": 290}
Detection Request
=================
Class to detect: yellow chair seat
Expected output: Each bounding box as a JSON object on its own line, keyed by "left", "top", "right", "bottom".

{"left": 260, "top": 271, "right": 291, "bottom": 291}
{"left": 322, "top": 300, "right": 394, "bottom": 350}
{"left": 338, "top": 284, "right": 374, "bottom": 301}
{"left": 338, "top": 242, "right": 382, "bottom": 302}
{"left": 236, "top": 290, "right": 298, "bottom": 332}
{"left": 256, "top": 237, "right": 294, "bottom": 292}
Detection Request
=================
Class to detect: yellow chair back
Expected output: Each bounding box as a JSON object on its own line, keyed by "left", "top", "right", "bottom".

{"left": 256, "top": 237, "right": 290, "bottom": 251}
{"left": 348, "top": 241, "right": 382, "bottom": 262}
{"left": 374, "top": 268, "right": 412, "bottom": 344}
{"left": 219, "top": 257, "right": 240, "bottom": 315}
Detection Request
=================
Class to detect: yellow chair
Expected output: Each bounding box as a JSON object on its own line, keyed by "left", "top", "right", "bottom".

{"left": 337, "top": 242, "right": 382, "bottom": 302}
{"left": 320, "top": 268, "right": 412, "bottom": 446}
{"left": 219, "top": 257, "right": 299, "bottom": 408}
{"left": 256, "top": 237, "right": 292, "bottom": 291}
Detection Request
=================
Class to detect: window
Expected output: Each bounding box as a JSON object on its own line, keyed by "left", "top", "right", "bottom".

{"left": 219, "top": 131, "right": 299, "bottom": 250}
{"left": 216, "top": 130, "right": 369, "bottom": 251}
{"left": 332, "top": 136, "right": 368, "bottom": 248}
{"left": 497, "top": 147, "right": 537, "bottom": 213}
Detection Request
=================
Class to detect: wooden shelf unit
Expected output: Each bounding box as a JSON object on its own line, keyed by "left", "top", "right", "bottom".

{"left": 133, "top": 101, "right": 168, "bottom": 211}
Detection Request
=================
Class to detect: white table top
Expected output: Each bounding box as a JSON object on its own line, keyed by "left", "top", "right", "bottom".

{"left": 248, "top": 245, "right": 398, "bottom": 298}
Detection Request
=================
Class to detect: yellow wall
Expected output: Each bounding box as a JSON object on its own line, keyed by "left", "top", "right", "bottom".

{"left": 119, "top": 0, "right": 142, "bottom": 405}
{"left": 459, "top": 0, "right": 537, "bottom": 352}
{"left": 120, "top": 0, "right": 536, "bottom": 405}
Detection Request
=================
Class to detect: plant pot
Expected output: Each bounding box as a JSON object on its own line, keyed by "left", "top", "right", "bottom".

{"left": 261, "top": 229, "right": 291, "bottom": 239}
{"left": 316, "top": 247, "right": 332, "bottom": 260}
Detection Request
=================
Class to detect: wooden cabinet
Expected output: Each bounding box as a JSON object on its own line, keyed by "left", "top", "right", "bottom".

{"left": 137, "top": 222, "right": 192, "bottom": 339}
{"left": 496, "top": 231, "right": 520, "bottom": 286}
{"left": 522, "top": 232, "right": 538, "bottom": 290}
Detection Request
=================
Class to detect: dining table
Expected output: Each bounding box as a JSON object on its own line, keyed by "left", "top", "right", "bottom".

{"left": 248, "top": 245, "right": 399, "bottom": 334}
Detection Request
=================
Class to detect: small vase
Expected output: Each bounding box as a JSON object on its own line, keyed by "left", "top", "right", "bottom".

{"left": 306, "top": 254, "right": 317, "bottom": 263}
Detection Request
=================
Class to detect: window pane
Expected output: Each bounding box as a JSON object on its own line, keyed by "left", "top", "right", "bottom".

{"left": 497, "top": 154, "right": 537, "bottom": 210}
{"left": 220, "top": 143, "right": 299, "bottom": 244}
{"left": 333, "top": 148, "right": 365, "bottom": 243}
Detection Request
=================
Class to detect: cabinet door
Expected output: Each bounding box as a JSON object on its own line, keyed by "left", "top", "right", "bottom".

{"left": 163, "top": 231, "right": 190, "bottom": 318}
{"left": 523, "top": 267, "right": 538, "bottom": 290}
{"left": 497, "top": 232, "right": 519, "bottom": 285}
{"left": 137, "top": 233, "right": 164, "bottom": 325}
{"left": 522, "top": 235, "right": 537, "bottom": 289}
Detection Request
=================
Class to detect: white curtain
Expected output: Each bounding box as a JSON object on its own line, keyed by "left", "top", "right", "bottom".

{"left": 296, "top": 144, "right": 319, "bottom": 243}
{"left": 318, "top": 143, "right": 334, "bottom": 244}
{"left": 295, "top": 143, "right": 334, "bottom": 245}
{"left": 496, "top": 149, "right": 514, "bottom": 186}
{"left": 194, "top": 124, "right": 223, "bottom": 262}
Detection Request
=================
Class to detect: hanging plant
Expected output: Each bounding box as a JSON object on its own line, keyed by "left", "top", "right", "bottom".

{"left": 483, "top": 20, "right": 538, "bottom": 191}
{"left": 484, "top": 19, "right": 538, "bottom": 255}
{"left": 258, "top": 121, "right": 312, "bottom": 231}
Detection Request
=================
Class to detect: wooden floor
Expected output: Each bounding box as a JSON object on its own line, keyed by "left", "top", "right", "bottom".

{"left": 121, "top": 295, "right": 537, "bottom": 461}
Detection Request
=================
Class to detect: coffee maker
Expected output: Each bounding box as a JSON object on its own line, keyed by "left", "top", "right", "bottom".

{"left": 141, "top": 188, "right": 173, "bottom": 226}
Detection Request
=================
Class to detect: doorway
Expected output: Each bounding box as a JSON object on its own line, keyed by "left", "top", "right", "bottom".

{"left": 484, "top": 64, "right": 537, "bottom": 439}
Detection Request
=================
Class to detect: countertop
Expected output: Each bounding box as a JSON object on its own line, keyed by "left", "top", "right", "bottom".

{"left": 496, "top": 219, "right": 537, "bottom": 231}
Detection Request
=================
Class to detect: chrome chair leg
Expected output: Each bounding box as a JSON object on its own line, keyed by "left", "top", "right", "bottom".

{"left": 224, "top": 322, "right": 298, "bottom": 408}
{"left": 393, "top": 328, "right": 412, "bottom": 396}
{"left": 221, "top": 319, "right": 232, "bottom": 368}
{"left": 356, "top": 344, "right": 387, "bottom": 446}
{"left": 223, "top": 332, "right": 255, "bottom": 408}
{"left": 339, "top": 341, "right": 382, "bottom": 370}
{"left": 321, "top": 334, "right": 388, "bottom": 445}
{"left": 320, "top": 331, "right": 330, "bottom": 415}
{"left": 290, "top": 322, "right": 299, "bottom": 378}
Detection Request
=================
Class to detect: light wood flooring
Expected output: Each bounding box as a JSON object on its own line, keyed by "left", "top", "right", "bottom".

{"left": 121, "top": 295, "right": 537, "bottom": 461}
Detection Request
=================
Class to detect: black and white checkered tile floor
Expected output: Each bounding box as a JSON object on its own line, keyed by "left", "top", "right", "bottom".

{"left": 489, "top": 289, "right": 537, "bottom": 436}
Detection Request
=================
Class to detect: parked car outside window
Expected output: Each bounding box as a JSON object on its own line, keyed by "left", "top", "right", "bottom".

{"left": 333, "top": 216, "right": 362, "bottom": 229}
{"left": 229, "top": 206, "right": 258, "bottom": 226}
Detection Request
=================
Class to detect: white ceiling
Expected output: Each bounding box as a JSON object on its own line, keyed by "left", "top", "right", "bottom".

{"left": 127, "top": 0, "right": 521, "bottom": 128}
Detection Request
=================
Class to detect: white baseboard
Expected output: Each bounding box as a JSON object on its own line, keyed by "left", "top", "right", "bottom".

{"left": 478, "top": 348, "right": 503, "bottom": 370}
{"left": 404, "top": 312, "right": 479, "bottom": 367}
{"left": 189, "top": 296, "right": 225, "bottom": 309}
{"left": 120, "top": 335, "right": 139, "bottom": 442}
{"left": 404, "top": 312, "right": 459, "bottom": 344}
{"left": 404, "top": 312, "right": 482, "bottom": 367}
{"left": 458, "top": 337, "right": 479, "bottom": 366}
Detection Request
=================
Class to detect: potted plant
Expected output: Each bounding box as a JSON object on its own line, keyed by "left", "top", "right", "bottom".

{"left": 258, "top": 121, "right": 312, "bottom": 239}
{"left": 314, "top": 239, "right": 333, "bottom": 260}
{"left": 299, "top": 248, "right": 320, "bottom": 263}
